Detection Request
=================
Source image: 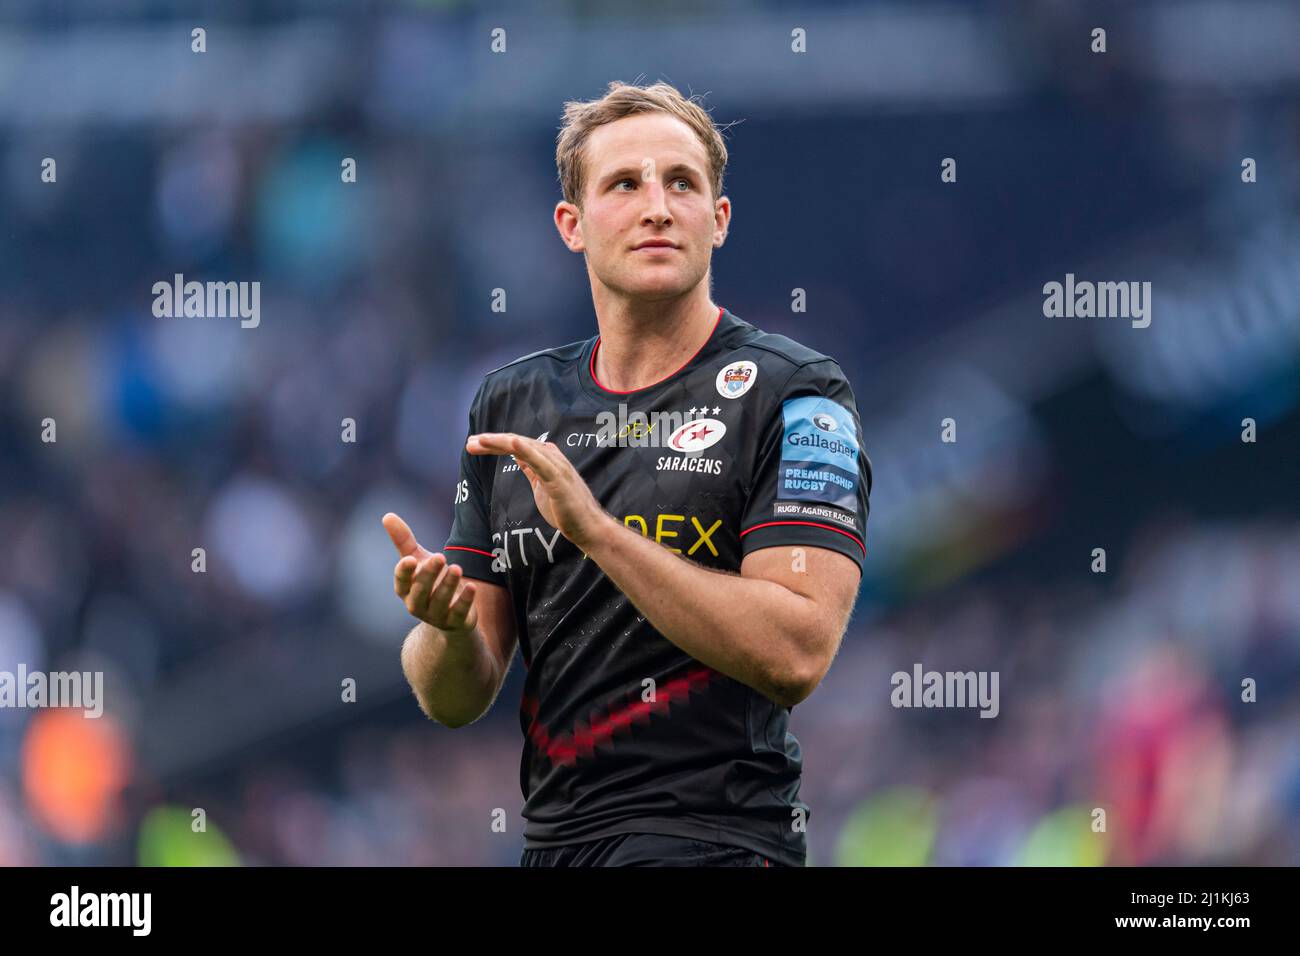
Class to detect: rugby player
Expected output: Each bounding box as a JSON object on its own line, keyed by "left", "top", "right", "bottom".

{"left": 383, "top": 80, "right": 872, "bottom": 867}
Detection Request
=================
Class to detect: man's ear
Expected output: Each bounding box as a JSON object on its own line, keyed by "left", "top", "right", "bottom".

{"left": 554, "top": 200, "right": 584, "bottom": 252}
{"left": 713, "top": 194, "right": 731, "bottom": 247}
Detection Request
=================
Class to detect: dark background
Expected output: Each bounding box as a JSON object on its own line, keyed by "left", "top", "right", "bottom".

{"left": 0, "top": 0, "right": 1297, "bottom": 865}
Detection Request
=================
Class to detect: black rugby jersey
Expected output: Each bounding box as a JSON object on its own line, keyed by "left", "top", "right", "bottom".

{"left": 443, "top": 306, "right": 872, "bottom": 866}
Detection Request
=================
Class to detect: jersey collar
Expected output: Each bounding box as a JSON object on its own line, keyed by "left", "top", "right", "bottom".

{"left": 579, "top": 306, "right": 728, "bottom": 402}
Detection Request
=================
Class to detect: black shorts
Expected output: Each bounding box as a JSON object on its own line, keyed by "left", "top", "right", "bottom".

{"left": 521, "top": 832, "right": 790, "bottom": 867}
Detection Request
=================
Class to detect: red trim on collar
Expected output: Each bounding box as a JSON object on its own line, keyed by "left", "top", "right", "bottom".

{"left": 589, "top": 306, "right": 724, "bottom": 395}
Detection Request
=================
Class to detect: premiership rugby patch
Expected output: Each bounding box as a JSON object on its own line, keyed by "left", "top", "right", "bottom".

{"left": 779, "top": 396, "right": 858, "bottom": 509}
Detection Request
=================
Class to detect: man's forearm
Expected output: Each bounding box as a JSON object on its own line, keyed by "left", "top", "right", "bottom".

{"left": 400, "top": 621, "right": 500, "bottom": 728}
{"left": 580, "top": 513, "right": 822, "bottom": 706}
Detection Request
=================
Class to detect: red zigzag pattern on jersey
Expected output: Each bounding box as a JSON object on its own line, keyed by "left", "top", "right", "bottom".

{"left": 521, "top": 665, "right": 716, "bottom": 767}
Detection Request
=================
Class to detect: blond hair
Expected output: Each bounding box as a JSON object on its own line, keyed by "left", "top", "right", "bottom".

{"left": 556, "top": 80, "right": 732, "bottom": 209}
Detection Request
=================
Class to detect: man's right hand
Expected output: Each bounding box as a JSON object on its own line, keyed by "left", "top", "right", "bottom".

{"left": 383, "top": 512, "right": 479, "bottom": 633}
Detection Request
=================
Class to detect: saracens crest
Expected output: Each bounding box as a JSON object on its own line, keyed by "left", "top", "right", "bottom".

{"left": 715, "top": 360, "right": 758, "bottom": 399}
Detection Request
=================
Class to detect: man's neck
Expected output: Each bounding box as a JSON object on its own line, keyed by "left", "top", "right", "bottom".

{"left": 592, "top": 295, "right": 720, "bottom": 392}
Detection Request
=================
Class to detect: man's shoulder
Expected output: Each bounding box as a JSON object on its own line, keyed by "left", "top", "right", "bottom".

{"left": 473, "top": 336, "right": 590, "bottom": 399}
{"left": 723, "top": 313, "right": 847, "bottom": 386}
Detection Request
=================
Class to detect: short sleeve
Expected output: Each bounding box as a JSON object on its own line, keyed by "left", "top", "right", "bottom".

{"left": 443, "top": 380, "right": 507, "bottom": 585}
{"left": 738, "top": 359, "right": 872, "bottom": 573}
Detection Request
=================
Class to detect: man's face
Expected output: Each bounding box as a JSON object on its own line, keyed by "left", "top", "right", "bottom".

{"left": 556, "top": 112, "right": 729, "bottom": 302}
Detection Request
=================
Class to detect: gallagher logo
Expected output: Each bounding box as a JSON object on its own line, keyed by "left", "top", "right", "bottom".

{"left": 786, "top": 429, "right": 854, "bottom": 458}
{"left": 665, "top": 418, "right": 726, "bottom": 452}
{"left": 812, "top": 412, "right": 838, "bottom": 432}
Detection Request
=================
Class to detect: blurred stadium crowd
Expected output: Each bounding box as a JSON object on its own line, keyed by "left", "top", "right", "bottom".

{"left": 1, "top": 1, "right": 1298, "bottom": 865}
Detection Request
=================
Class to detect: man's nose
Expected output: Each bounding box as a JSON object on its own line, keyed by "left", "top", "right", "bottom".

{"left": 640, "top": 181, "right": 672, "bottom": 223}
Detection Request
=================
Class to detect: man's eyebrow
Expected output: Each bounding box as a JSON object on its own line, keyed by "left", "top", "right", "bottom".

{"left": 598, "top": 162, "right": 703, "bottom": 183}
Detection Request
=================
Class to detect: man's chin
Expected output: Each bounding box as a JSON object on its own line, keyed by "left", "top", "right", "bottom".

{"left": 614, "top": 272, "right": 701, "bottom": 302}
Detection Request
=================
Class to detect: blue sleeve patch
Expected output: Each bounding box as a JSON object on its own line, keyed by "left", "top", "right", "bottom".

{"left": 779, "top": 396, "right": 859, "bottom": 509}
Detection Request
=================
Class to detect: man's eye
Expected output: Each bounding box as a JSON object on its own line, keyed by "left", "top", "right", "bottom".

{"left": 613, "top": 178, "right": 689, "bottom": 191}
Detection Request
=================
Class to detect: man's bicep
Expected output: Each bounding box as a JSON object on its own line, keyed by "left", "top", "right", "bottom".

{"left": 740, "top": 544, "right": 859, "bottom": 701}
{"left": 740, "top": 544, "right": 860, "bottom": 631}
